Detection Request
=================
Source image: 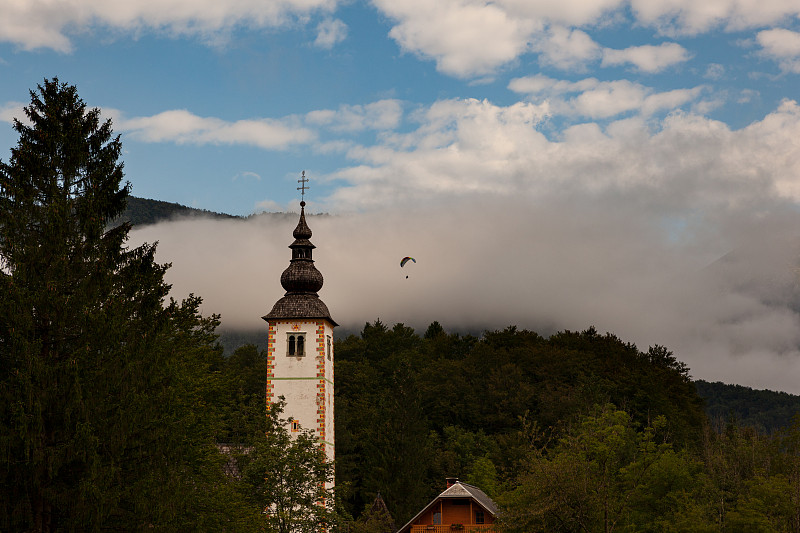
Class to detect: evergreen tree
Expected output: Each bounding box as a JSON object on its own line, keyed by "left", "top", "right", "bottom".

{"left": 349, "top": 493, "right": 396, "bottom": 533}
{"left": 0, "top": 78, "right": 234, "bottom": 530}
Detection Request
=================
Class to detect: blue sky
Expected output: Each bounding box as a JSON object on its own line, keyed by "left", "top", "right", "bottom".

{"left": 2, "top": 0, "right": 799, "bottom": 214}
{"left": 3, "top": 0, "right": 800, "bottom": 392}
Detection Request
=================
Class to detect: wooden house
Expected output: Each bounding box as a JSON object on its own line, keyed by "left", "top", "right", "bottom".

{"left": 396, "top": 478, "right": 498, "bottom": 533}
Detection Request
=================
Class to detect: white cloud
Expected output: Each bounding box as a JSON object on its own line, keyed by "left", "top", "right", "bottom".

{"left": 325, "top": 98, "right": 550, "bottom": 207}
{"left": 704, "top": 63, "right": 725, "bottom": 80}
{"left": 0, "top": 0, "right": 338, "bottom": 51}
{"left": 496, "top": 0, "right": 625, "bottom": 26}
{"left": 319, "top": 97, "right": 800, "bottom": 215}
{"left": 0, "top": 101, "right": 25, "bottom": 124}
{"left": 533, "top": 26, "right": 602, "bottom": 71}
{"left": 630, "top": 0, "right": 800, "bottom": 36}
{"left": 120, "top": 109, "right": 315, "bottom": 149}
{"left": 314, "top": 18, "right": 347, "bottom": 49}
{"left": 233, "top": 171, "right": 261, "bottom": 181}
{"left": 737, "top": 88, "right": 759, "bottom": 103}
{"left": 368, "top": 0, "right": 800, "bottom": 79}
{"left": 508, "top": 75, "right": 703, "bottom": 118}
{"left": 642, "top": 87, "right": 706, "bottom": 114}
{"left": 374, "top": 0, "right": 539, "bottom": 78}
{"left": 369, "top": 0, "right": 800, "bottom": 78}
{"left": 756, "top": 28, "right": 800, "bottom": 73}
{"left": 601, "top": 42, "right": 691, "bottom": 72}
{"left": 305, "top": 100, "right": 403, "bottom": 132}
{"left": 568, "top": 80, "right": 649, "bottom": 117}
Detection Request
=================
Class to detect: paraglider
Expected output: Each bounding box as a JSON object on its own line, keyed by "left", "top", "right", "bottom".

{"left": 400, "top": 257, "right": 416, "bottom": 278}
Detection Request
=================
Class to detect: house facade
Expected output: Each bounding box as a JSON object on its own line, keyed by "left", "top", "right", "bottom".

{"left": 397, "top": 479, "right": 498, "bottom": 533}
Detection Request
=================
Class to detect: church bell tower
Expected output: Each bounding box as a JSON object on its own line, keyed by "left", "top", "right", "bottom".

{"left": 262, "top": 173, "right": 336, "bottom": 465}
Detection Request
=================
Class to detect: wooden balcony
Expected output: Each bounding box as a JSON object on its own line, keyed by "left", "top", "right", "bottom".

{"left": 409, "top": 526, "right": 496, "bottom": 533}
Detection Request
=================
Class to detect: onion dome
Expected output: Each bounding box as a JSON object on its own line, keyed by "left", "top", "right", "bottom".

{"left": 263, "top": 201, "right": 337, "bottom": 325}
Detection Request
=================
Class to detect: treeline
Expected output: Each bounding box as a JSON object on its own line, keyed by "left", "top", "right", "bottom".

{"left": 331, "top": 321, "right": 800, "bottom": 531}
{"left": 119, "top": 196, "right": 329, "bottom": 229}
{"left": 499, "top": 402, "right": 800, "bottom": 532}
{"left": 120, "top": 196, "right": 238, "bottom": 227}
{"left": 696, "top": 379, "right": 800, "bottom": 434}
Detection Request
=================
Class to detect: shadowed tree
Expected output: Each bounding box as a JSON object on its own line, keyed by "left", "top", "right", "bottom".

{"left": 0, "top": 78, "right": 238, "bottom": 531}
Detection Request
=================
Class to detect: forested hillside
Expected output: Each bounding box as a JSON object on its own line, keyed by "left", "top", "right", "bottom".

{"left": 316, "top": 321, "right": 800, "bottom": 531}
{"left": 333, "top": 322, "right": 705, "bottom": 525}
{"left": 696, "top": 379, "right": 800, "bottom": 433}
{"left": 120, "top": 196, "right": 238, "bottom": 226}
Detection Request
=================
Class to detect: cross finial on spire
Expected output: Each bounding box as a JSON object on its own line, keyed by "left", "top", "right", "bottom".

{"left": 297, "top": 171, "right": 309, "bottom": 205}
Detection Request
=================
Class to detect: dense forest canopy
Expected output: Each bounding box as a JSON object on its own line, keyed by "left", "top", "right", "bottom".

{"left": 328, "top": 321, "right": 800, "bottom": 531}
{"left": 333, "top": 321, "right": 706, "bottom": 523}
{"left": 696, "top": 380, "right": 800, "bottom": 434}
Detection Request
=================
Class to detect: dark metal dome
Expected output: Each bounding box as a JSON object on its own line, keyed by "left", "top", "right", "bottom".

{"left": 280, "top": 261, "right": 323, "bottom": 294}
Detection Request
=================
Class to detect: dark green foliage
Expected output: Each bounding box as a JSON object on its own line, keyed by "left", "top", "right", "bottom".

{"left": 696, "top": 379, "right": 800, "bottom": 434}
{"left": 0, "top": 79, "right": 239, "bottom": 531}
{"left": 335, "top": 321, "right": 706, "bottom": 526}
{"left": 217, "top": 329, "right": 270, "bottom": 355}
{"left": 500, "top": 407, "right": 800, "bottom": 532}
{"left": 350, "top": 493, "right": 396, "bottom": 533}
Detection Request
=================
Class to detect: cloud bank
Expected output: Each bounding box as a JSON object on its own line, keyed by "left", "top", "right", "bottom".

{"left": 129, "top": 96, "right": 800, "bottom": 394}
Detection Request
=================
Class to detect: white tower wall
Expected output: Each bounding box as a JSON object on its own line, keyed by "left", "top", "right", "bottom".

{"left": 266, "top": 318, "right": 335, "bottom": 462}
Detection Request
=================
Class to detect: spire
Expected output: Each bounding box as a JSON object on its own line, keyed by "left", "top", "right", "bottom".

{"left": 292, "top": 202, "right": 313, "bottom": 241}
{"left": 262, "top": 173, "right": 336, "bottom": 325}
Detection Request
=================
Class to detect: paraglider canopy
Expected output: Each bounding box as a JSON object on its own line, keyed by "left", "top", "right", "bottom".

{"left": 401, "top": 257, "right": 416, "bottom": 278}
{"left": 400, "top": 257, "right": 416, "bottom": 268}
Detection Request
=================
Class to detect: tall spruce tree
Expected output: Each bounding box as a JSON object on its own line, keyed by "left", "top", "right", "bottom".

{"left": 0, "top": 79, "right": 235, "bottom": 531}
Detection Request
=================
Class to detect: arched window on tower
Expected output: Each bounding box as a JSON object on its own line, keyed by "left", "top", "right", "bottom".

{"left": 287, "top": 333, "right": 306, "bottom": 356}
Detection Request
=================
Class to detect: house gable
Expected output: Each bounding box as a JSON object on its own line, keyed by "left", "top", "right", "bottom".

{"left": 397, "top": 481, "right": 497, "bottom": 533}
